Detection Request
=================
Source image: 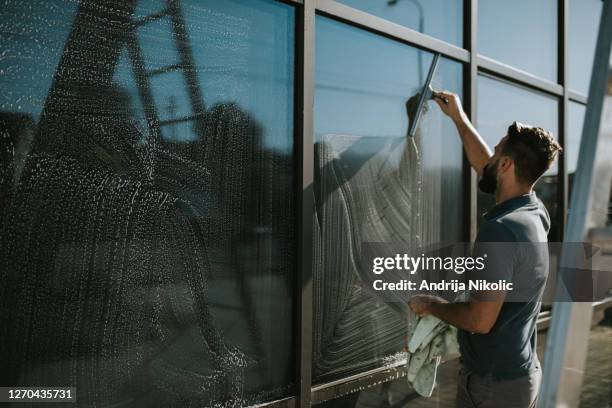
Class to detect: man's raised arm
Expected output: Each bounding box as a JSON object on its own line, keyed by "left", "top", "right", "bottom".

{"left": 433, "top": 91, "right": 492, "bottom": 176}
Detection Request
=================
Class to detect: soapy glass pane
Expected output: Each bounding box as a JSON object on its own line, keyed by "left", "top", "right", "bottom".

{"left": 477, "top": 75, "right": 560, "bottom": 239}
{"left": 337, "top": 0, "right": 463, "bottom": 47}
{"left": 0, "top": 0, "right": 296, "bottom": 406}
{"left": 314, "top": 15, "right": 465, "bottom": 383}
{"left": 478, "top": 0, "right": 558, "bottom": 82}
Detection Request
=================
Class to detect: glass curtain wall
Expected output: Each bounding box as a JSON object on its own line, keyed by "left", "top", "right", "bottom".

{"left": 1, "top": 0, "right": 610, "bottom": 406}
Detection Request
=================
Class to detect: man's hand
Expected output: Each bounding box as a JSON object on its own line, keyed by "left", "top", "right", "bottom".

{"left": 431, "top": 89, "right": 492, "bottom": 176}
{"left": 432, "top": 91, "right": 465, "bottom": 124}
{"left": 409, "top": 300, "right": 431, "bottom": 317}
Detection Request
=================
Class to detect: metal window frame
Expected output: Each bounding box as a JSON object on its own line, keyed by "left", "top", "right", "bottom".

{"left": 294, "top": 1, "right": 315, "bottom": 407}
{"left": 559, "top": 0, "right": 569, "bottom": 241}
{"left": 271, "top": 0, "right": 604, "bottom": 405}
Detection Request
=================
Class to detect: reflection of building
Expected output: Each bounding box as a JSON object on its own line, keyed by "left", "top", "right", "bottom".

{"left": 0, "top": 0, "right": 610, "bottom": 407}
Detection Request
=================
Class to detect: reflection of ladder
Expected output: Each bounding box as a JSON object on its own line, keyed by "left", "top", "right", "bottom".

{"left": 123, "top": 0, "right": 267, "bottom": 363}
{"left": 125, "top": 0, "right": 206, "bottom": 144}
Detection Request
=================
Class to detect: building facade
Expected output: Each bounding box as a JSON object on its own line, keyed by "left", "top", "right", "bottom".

{"left": 0, "top": 0, "right": 609, "bottom": 406}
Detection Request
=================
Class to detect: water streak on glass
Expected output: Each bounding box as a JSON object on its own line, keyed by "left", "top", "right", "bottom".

{"left": 0, "top": 0, "right": 295, "bottom": 406}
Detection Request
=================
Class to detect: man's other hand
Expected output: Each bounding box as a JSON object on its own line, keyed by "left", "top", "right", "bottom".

{"left": 432, "top": 90, "right": 465, "bottom": 124}
{"left": 409, "top": 300, "right": 431, "bottom": 317}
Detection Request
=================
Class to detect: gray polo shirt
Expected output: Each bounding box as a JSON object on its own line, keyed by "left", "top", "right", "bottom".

{"left": 458, "top": 192, "right": 550, "bottom": 380}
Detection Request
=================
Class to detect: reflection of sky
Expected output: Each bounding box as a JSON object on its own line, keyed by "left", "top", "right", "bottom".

{"left": 126, "top": 0, "right": 295, "bottom": 152}
{"left": 568, "top": 0, "right": 612, "bottom": 95}
{"left": 479, "top": 0, "right": 557, "bottom": 82}
{"left": 337, "top": 0, "right": 463, "bottom": 46}
{"left": 314, "top": 15, "right": 463, "bottom": 172}
{"left": 315, "top": 15, "right": 430, "bottom": 140}
{"left": 567, "top": 102, "right": 585, "bottom": 175}
{"left": 1, "top": 0, "right": 294, "bottom": 153}
{"left": 477, "top": 75, "right": 559, "bottom": 177}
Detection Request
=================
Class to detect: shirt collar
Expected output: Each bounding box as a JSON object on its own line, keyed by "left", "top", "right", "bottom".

{"left": 483, "top": 192, "right": 537, "bottom": 221}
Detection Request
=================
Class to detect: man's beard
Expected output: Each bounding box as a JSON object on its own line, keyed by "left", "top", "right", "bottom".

{"left": 478, "top": 162, "right": 498, "bottom": 194}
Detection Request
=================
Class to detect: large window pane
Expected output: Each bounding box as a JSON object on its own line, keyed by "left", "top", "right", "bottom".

{"left": 337, "top": 0, "right": 463, "bottom": 47}
{"left": 477, "top": 75, "right": 560, "bottom": 239}
{"left": 0, "top": 0, "right": 295, "bottom": 406}
{"left": 314, "top": 15, "right": 464, "bottom": 383}
{"left": 568, "top": 0, "right": 603, "bottom": 95}
{"left": 478, "top": 0, "right": 558, "bottom": 82}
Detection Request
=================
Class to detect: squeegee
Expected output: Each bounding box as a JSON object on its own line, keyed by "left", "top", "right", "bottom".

{"left": 407, "top": 52, "right": 444, "bottom": 138}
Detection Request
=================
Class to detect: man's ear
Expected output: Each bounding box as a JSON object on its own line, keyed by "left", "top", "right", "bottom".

{"left": 498, "top": 156, "right": 513, "bottom": 175}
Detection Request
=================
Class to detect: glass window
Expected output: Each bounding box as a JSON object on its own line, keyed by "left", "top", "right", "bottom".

{"left": 567, "top": 101, "right": 612, "bottom": 228}
{"left": 0, "top": 0, "right": 295, "bottom": 406}
{"left": 477, "top": 75, "right": 560, "bottom": 239}
{"left": 568, "top": 0, "right": 603, "bottom": 95}
{"left": 314, "top": 15, "right": 465, "bottom": 383}
{"left": 478, "top": 0, "right": 558, "bottom": 82}
{"left": 337, "top": 0, "right": 463, "bottom": 47}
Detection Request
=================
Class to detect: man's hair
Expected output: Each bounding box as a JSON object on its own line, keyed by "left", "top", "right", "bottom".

{"left": 501, "top": 121, "right": 562, "bottom": 185}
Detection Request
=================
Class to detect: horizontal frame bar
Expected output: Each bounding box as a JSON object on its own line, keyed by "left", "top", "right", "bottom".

{"left": 251, "top": 396, "right": 296, "bottom": 408}
{"left": 311, "top": 359, "right": 408, "bottom": 404}
{"left": 314, "top": 0, "right": 470, "bottom": 63}
{"left": 568, "top": 89, "right": 589, "bottom": 104}
{"left": 159, "top": 114, "right": 198, "bottom": 126}
{"left": 133, "top": 9, "right": 169, "bottom": 27}
{"left": 146, "top": 63, "right": 184, "bottom": 77}
{"left": 477, "top": 55, "right": 564, "bottom": 96}
{"left": 277, "top": 0, "right": 303, "bottom": 5}
{"left": 314, "top": 1, "right": 570, "bottom": 101}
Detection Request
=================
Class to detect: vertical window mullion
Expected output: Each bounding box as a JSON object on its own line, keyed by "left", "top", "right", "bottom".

{"left": 295, "top": 0, "right": 315, "bottom": 406}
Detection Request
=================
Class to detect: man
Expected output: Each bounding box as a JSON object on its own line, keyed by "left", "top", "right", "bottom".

{"left": 409, "top": 91, "right": 562, "bottom": 408}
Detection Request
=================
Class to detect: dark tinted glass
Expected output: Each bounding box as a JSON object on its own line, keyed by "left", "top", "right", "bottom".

{"left": 314, "top": 15, "right": 464, "bottom": 383}
{"left": 0, "top": 0, "right": 296, "bottom": 405}
{"left": 477, "top": 75, "right": 560, "bottom": 239}
{"left": 337, "top": 0, "right": 463, "bottom": 46}
{"left": 568, "top": 0, "right": 603, "bottom": 95}
{"left": 478, "top": 0, "right": 558, "bottom": 82}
